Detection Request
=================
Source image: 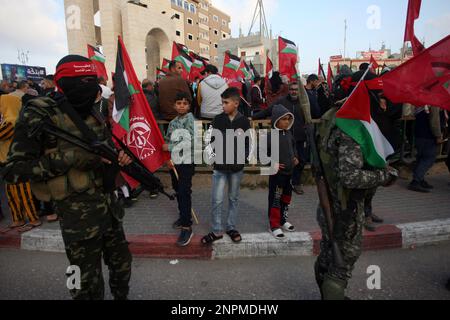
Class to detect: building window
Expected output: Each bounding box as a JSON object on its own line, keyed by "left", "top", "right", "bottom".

{"left": 190, "top": 4, "right": 196, "bottom": 13}
{"left": 222, "top": 20, "right": 227, "bottom": 26}
{"left": 187, "top": 18, "right": 193, "bottom": 25}
{"left": 188, "top": 34, "right": 193, "bottom": 41}
{"left": 176, "top": 30, "right": 181, "bottom": 36}
{"left": 214, "top": 43, "right": 218, "bottom": 48}
{"left": 171, "top": 0, "right": 176, "bottom": 5}
{"left": 174, "top": 13, "right": 180, "bottom": 19}
{"left": 213, "top": 15, "right": 219, "bottom": 22}
{"left": 214, "top": 29, "right": 218, "bottom": 35}
{"left": 177, "top": 0, "right": 182, "bottom": 7}
{"left": 223, "top": 33, "right": 227, "bottom": 39}
{"left": 184, "top": 1, "right": 189, "bottom": 11}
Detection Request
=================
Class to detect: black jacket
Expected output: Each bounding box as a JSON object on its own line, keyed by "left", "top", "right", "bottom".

{"left": 253, "top": 95, "right": 307, "bottom": 142}
{"left": 143, "top": 89, "right": 161, "bottom": 120}
{"left": 269, "top": 105, "right": 298, "bottom": 176}
{"left": 209, "top": 112, "right": 252, "bottom": 173}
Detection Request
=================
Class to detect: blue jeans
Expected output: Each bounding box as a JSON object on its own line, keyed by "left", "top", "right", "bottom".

{"left": 413, "top": 138, "right": 438, "bottom": 182}
{"left": 211, "top": 170, "right": 244, "bottom": 234}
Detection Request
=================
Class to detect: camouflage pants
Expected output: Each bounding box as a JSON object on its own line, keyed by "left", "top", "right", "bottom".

{"left": 65, "top": 222, "right": 132, "bottom": 300}
{"left": 316, "top": 199, "right": 365, "bottom": 284}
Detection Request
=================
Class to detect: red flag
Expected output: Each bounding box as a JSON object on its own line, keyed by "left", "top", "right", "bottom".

{"left": 222, "top": 51, "right": 241, "bottom": 81}
{"left": 112, "top": 36, "right": 170, "bottom": 188}
{"left": 327, "top": 63, "right": 334, "bottom": 91}
{"left": 278, "top": 37, "right": 298, "bottom": 81}
{"left": 171, "top": 42, "right": 193, "bottom": 80}
{"left": 336, "top": 63, "right": 341, "bottom": 75}
{"left": 87, "top": 45, "right": 108, "bottom": 81}
{"left": 370, "top": 55, "right": 380, "bottom": 73}
{"left": 266, "top": 56, "right": 274, "bottom": 80}
{"left": 404, "top": 0, "right": 425, "bottom": 56}
{"left": 382, "top": 35, "right": 450, "bottom": 111}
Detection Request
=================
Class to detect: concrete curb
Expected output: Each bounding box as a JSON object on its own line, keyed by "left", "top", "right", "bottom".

{"left": 1, "top": 219, "right": 450, "bottom": 259}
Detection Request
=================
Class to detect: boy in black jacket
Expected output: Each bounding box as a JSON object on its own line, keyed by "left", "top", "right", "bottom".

{"left": 202, "top": 88, "right": 252, "bottom": 244}
{"left": 268, "top": 105, "right": 299, "bottom": 239}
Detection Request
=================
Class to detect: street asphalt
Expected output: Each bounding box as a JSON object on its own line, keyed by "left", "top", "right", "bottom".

{"left": 0, "top": 241, "right": 450, "bottom": 300}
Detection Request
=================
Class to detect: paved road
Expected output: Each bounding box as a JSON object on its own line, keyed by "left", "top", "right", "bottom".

{"left": 1, "top": 242, "right": 450, "bottom": 300}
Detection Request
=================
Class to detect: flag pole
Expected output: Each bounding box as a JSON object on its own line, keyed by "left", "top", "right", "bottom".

{"left": 170, "top": 161, "right": 200, "bottom": 225}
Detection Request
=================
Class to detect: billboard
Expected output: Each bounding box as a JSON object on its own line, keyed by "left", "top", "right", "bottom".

{"left": 1, "top": 64, "right": 47, "bottom": 82}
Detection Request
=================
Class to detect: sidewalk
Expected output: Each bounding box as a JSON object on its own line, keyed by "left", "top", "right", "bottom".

{"left": 1, "top": 166, "right": 449, "bottom": 259}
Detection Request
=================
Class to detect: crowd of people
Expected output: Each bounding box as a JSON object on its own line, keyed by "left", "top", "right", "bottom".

{"left": 0, "top": 55, "right": 449, "bottom": 300}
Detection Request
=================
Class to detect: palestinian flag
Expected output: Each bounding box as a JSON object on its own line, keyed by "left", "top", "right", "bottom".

{"left": 250, "top": 61, "right": 260, "bottom": 79}
{"left": 336, "top": 72, "right": 394, "bottom": 169}
{"left": 171, "top": 42, "right": 193, "bottom": 80}
{"left": 156, "top": 68, "right": 166, "bottom": 79}
{"left": 87, "top": 44, "right": 108, "bottom": 80}
{"left": 222, "top": 51, "right": 241, "bottom": 81}
{"left": 189, "top": 52, "right": 208, "bottom": 81}
{"left": 161, "top": 58, "right": 171, "bottom": 73}
{"left": 238, "top": 60, "right": 251, "bottom": 80}
{"left": 279, "top": 37, "right": 298, "bottom": 81}
{"left": 112, "top": 36, "right": 169, "bottom": 186}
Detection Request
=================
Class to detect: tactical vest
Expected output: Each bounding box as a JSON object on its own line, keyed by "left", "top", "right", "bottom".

{"left": 29, "top": 97, "right": 106, "bottom": 202}
{"left": 317, "top": 107, "right": 367, "bottom": 210}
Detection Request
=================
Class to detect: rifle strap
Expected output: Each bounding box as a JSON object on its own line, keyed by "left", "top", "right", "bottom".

{"left": 58, "top": 100, "right": 98, "bottom": 143}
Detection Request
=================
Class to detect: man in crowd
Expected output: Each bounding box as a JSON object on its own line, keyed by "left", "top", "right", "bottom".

{"left": 408, "top": 106, "right": 443, "bottom": 193}
{"left": 158, "top": 61, "right": 192, "bottom": 121}
{"left": 9, "top": 81, "right": 29, "bottom": 100}
{"left": 197, "top": 64, "right": 228, "bottom": 120}
{"left": 0, "top": 80, "right": 12, "bottom": 96}
{"left": 250, "top": 76, "right": 265, "bottom": 115}
{"left": 254, "top": 82, "right": 308, "bottom": 195}
{"left": 305, "top": 74, "right": 322, "bottom": 120}
{"left": 142, "top": 79, "right": 160, "bottom": 120}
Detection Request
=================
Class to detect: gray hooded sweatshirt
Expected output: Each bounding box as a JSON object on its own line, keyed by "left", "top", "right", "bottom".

{"left": 199, "top": 74, "right": 228, "bottom": 119}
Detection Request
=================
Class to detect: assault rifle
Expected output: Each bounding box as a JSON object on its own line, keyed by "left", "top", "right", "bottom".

{"left": 306, "top": 124, "right": 345, "bottom": 269}
{"left": 31, "top": 120, "right": 175, "bottom": 201}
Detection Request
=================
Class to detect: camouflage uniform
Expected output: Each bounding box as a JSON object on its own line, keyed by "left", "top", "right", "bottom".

{"left": 1, "top": 97, "right": 132, "bottom": 300}
{"left": 315, "top": 109, "right": 392, "bottom": 299}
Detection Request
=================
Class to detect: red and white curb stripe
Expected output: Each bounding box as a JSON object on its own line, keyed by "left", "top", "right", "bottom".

{"left": 1, "top": 219, "right": 450, "bottom": 259}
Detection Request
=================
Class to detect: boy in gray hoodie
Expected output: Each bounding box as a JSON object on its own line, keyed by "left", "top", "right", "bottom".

{"left": 268, "top": 105, "right": 299, "bottom": 239}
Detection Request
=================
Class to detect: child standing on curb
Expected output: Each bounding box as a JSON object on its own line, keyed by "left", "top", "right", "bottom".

{"left": 163, "top": 92, "right": 196, "bottom": 247}
{"left": 268, "top": 104, "right": 299, "bottom": 239}
{"left": 201, "top": 87, "right": 252, "bottom": 245}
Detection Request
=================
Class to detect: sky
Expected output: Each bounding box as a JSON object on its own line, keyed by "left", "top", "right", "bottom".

{"left": 0, "top": 0, "right": 449, "bottom": 75}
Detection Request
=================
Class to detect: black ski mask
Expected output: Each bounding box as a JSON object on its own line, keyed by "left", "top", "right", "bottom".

{"left": 55, "top": 55, "right": 101, "bottom": 117}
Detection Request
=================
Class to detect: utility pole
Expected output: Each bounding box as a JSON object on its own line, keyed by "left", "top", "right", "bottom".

{"left": 343, "top": 19, "right": 347, "bottom": 61}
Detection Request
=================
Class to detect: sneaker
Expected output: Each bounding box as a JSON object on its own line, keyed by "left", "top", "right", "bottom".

{"left": 364, "top": 217, "right": 377, "bottom": 232}
{"left": 172, "top": 219, "right": 183, "bottom": 230}
{"left": 371, "top": 214, "right": 384, "bottom": 224}
{"left": 177, "top": 227, "right": 194, "bottom": 247}
{"left": 408, "top": 181, "right": 430, "bottom": 193}
{"left": 420, "top": 180, "right": 434, "bottom": 190}
{"left": 292, "top": 185, "right": 304, "bottom": 195}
